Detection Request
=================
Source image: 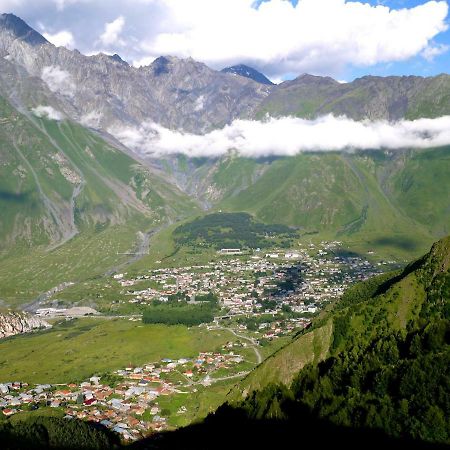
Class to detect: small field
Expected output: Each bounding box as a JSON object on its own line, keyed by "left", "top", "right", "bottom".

{"left": 0, "top": 318, "right": 238, "bottom": 384}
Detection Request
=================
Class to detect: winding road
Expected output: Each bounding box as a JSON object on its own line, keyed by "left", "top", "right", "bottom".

{"left": 211, "top": 325, "right": 262, "bottom": 364}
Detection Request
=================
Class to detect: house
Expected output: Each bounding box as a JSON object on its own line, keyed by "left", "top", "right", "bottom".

{"left": 2, "top": 408, "right": 17, "bottom": 416}
{"left": 219, "top": 249, "right": 242, "bottom": 255}
{"left": 150, "top": 406, "right": 160, "bottom": 415}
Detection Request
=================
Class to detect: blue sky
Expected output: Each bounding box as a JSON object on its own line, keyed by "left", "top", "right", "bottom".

{"left": 271, "top": 0, "right": 450, "bottom": 80}
{"left": 345, "top": 0, "right": 450, "bottom": 79}
{"left": 1, "top": 0, "right": 448, "bottom": 81}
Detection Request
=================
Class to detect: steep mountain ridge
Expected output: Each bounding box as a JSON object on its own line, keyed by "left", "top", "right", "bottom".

{"left": 0, "top": 14, "right": 271, "bottom": 134}
{"left": 221, "top": 64, "right": 274, "bottom": 85}
{"left": 0, "top": 94, "right": 198, "bottom": 254}
{"left": 1, "top": 13, "right": 449, "bottom": 141}
{"left": 0, "top": 12, "right": 47, "bottom": 46}
{"left": 256, "top": 73, "right": 450, "bottom": 120}
{"left": 0, "top": 94, "right": 200, "bottom": 306}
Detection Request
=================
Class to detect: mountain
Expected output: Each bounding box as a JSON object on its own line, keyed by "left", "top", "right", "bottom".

{"left": 0, "top": 14, "right": 272, "bottom": 135}
{"left": 1, "top": 13, "right": 450, "bottom": 299}
{"left": 2, "top": 13, "right": 449, "bottom": 140}
{"left": 221, "top": 64, "right": 274, "bottom": 85}
{"left": 255, "top": 73, "right": 450, "bottom": 120}
{"left": 0, "top": 13, "right": 47, "bottom": 46}
{"left": 131, "top": 235, "right": 450, "bottom": 449}
{"left": 153, "top": 148, "right": 450, "bottom": 259}
{"left": 0, "top": 94, "right": 199, "bottom": 306}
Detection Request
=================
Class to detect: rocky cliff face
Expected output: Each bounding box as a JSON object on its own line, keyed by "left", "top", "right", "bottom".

{"left": 0, "top": 14, "right": 271, "bottom": 134}
{"left": 0, "top": 311, "right": 51, "bottom": 339}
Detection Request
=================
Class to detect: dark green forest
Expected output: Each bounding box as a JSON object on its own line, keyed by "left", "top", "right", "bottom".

{"left": 0, "top": 416, "right": 119, "bottom": 449}
{"left": 142, "top": 303, "right": 216, "bottom": 326}
{"left": 173, "top": 212, "right": 297, "bottom": 249}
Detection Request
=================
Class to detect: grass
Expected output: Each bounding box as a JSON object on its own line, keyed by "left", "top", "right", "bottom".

{"left": 0, "top": 318, "right": 239, "bottom": 384}
{"left": 0, "top": 95, "right": 199, "bottom": 308}
{"left": 228, "top": 320, "right": 333, "bottom": 401}
{"left": 157, "top": 379, "right": 238, "bottom": 428}
{"left": 0, "top": 223, "right": 146, "bottom": 307}
{"left": 213, "top": 151, "right": 440, "bottom": 260}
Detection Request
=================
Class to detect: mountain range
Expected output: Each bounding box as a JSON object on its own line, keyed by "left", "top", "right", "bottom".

{"left": 0, "top": 12, "right": 449, "bottom": 449}
{"left": 0, "top": 13, "right": 449, "bottom": 304}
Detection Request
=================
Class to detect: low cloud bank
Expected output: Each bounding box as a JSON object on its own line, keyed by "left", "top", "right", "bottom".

{"left": 31, "top": 105, "right": 64, "bottom": 121}
{"left": 41, "top": 65, "right": 76, "bottom": 98}
{"left": 108, "top": 115, "right": 450, "bottom": 158}
{"left": 79, "top": 111, "right": 103, "bottom": 128}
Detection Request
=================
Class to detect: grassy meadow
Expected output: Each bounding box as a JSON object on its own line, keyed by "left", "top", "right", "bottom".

{"left": 0, "top": 318, "right": 238, "bottom": 384}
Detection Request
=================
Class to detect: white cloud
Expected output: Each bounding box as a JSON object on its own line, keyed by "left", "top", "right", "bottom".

{"left": 31, "top": 105, "right": 64, "bottom": 120}
{"left": 43, "top": 29, "right": 75, "bottom": 48}
{"left": 421, "top": 42, "right": 449, "bottom": 61}
{"left": 41, "top": 65, "right": 76, "bottom": 98}
{"left": 53, "top": 0, "right": 89, "bottom": 11}
{"left": 79, "top": 110, "right": 102, "bottom": 127}
{"left": 138, "top": 0, "right": 449, "bottom": 78}
{"left": 0, "top": 0, "right": 24, "bottom": 10}
{"left": 108, "top": 115, "right": 450, "bottom": 158}
{"left": 194, "top": 95, "right": 205, "bottom": 112}
{"left": 5, "top": 0, "right": 449, "bottom": 79}
{"left": 132, "top": 55, "right": 156, "bottom": 68}
{"left": 99, "top": 15, "right": 125, "bottom": 47}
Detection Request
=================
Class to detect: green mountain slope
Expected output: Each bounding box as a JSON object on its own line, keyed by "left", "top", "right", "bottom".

{"left": 255, "top": 74, "right": 450, "bottom": 120}
{"left": 154, "top": 148, "right": 449, "bottom": 260}
{"left": 0, "top": 96, "right": 199, "bottom": 305}
{"left": 201, "top": 149, "right": 447, "bottom": 258}
{"left": 230, "top": 235, "right": 450, "bottom": 400}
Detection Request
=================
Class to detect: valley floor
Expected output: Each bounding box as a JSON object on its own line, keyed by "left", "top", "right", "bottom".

{"left": 0, "top": 236, "right": 398, "bottom": 442}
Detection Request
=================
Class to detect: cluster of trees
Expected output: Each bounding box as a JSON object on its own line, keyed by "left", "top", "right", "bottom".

{"left": 0, "top": 416, "right": 119, "bottom": 449}
{"left": 152, "top": 291, "right": 218, "bottom": 307}
{"left": 173, "top": 212, "right": 296, "bottom": 250}
{"left": 194, "top": 292, "right": 219, "bottom": 304}
{"left": 142, "top": 304, "right": 216, "bottom": 326}
{"left": 237, "top": 314, "right": 279, "bottom": 331}
{"left": 238, "top": 320, "right": 450, "bottom": 444}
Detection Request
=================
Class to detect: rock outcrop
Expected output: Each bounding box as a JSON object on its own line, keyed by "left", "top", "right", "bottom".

{"left": 0, "top": 311, "right": 51, "bottom": 339}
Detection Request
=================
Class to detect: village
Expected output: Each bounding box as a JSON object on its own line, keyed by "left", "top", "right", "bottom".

{"left": 1, "top": 240, "right": 394, "bottom": 441}
{"left": 0, "top": 341, "right": 254, "bottom": 441}
{"left": 111, "top": 240, "right": 386, "bottom": 339}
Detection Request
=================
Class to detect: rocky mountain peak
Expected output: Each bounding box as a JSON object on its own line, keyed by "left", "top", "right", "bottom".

{"left": 110, "top": 53, "right": 128, "bottom": 65}
{"left": 149, "top": 55, "right": 172, "bottom": 75}
{"left": 0, "top": 13, "right": 48, "bottom": 46}
{"left": 293, "top": 73, "right": 339, "bottom": 85}
{"left": 221, "top": 64, "right": 274, "bottom": 85}
{"left": 146, "top": 55, "right": 211, "bottom": 77}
